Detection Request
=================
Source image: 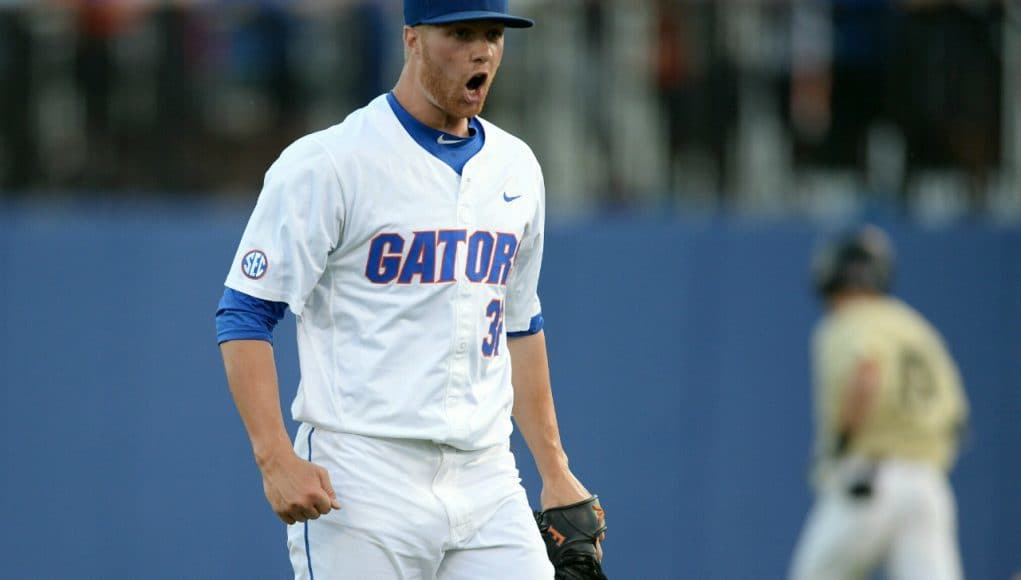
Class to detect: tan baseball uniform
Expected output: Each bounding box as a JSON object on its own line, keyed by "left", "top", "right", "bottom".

{"left": 791, "top": 296, "right": 968, "bottom": 580}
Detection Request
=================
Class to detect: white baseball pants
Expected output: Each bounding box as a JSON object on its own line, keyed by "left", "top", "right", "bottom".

{"left": 789, "top": 456, "right": 962, "bottom": 580}
{"left": 286, "top": 423, "right": 553, "bottom": 580}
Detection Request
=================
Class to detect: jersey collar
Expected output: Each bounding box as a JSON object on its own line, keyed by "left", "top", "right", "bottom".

{"left": 385, "top": 92, "right": 485, "bottom": 176}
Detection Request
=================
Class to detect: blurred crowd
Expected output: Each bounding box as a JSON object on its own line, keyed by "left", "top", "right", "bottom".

{"left": 0, "top": 0, "right": 1016, "bottom": 221}
{"left": 0, "top": 0, "right": 400, "bottom": 195}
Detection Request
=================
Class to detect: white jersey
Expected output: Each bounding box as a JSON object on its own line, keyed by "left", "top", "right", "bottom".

{"left": 225, "top": 94, "right": 546, "bottom": 451}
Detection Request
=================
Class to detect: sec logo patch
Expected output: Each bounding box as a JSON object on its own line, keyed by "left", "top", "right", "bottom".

{"left": 241, "top": 250, "right": 268, "bottom": 280}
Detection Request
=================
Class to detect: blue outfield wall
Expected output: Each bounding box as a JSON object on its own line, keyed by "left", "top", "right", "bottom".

{"left": 0, "top": 201, "right": 1018, "bottom": 579}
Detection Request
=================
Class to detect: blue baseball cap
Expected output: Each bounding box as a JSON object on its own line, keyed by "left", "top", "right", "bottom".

{"left": 405, "top": 0, "right": 534, "bottom": 29}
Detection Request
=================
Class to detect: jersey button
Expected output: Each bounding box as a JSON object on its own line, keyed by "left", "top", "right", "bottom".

{"left": 457, "top": 342, "right": 467, "bottom": 353}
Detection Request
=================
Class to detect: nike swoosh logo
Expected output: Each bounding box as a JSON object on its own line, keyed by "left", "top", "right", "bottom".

{"left": 503, "top": 192, "right": 522, "bottom": 202}
{"left": 437, "top": 134, "right": 466, "bottom": 145}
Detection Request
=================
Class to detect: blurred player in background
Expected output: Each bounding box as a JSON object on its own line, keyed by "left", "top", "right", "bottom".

{"left": 789, "top": 225, "right": 969, "bottom": 580}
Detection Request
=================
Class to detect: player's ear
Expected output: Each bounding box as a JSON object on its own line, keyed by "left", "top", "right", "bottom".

{"left": 403, "top": 25, "right": 420, "bottom": 58}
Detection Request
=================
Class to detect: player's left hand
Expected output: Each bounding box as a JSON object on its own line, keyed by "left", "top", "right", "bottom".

{"left": 541, "top": 470, "right": 605, "bottom": 561}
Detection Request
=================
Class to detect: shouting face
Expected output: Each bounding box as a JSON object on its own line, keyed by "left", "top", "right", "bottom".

{"left": 413, "top": 21, "right": 506, "bottom": 120}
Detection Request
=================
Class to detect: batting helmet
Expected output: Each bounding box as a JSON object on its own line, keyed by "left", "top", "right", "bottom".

{"left": 811, "top": 225, "right": 895, "bottom": 298}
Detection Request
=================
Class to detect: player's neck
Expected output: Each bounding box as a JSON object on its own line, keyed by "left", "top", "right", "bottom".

{"left": 392, "top": 73, "right": 471, "bottom": 137}
{"left": 827, "top": 291, "right": 883, "bottom": 311}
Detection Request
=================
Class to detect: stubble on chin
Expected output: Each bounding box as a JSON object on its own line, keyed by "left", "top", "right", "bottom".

{"left": 421, "top": 50, "right": 486, "bottom": 119}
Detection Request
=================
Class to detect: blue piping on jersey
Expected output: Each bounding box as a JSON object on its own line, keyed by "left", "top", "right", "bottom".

{"left": 508, "top": 312, "right": 544, "bottom": 338}
{"left": 385, "top": 92, "right": 485, "bottom": 175}
{"left": 215, "top": 287, "right": 287, "bottom": 344}
{"left": 305, "top": 427, "right": 316, "bottom": 580}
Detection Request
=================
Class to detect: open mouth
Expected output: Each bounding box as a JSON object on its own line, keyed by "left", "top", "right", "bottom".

{"left": 466, "top": 73, "right": 488, "bottom": 91}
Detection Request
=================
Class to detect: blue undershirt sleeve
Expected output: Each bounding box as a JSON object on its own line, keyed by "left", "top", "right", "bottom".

{"left": 215, "top": 287, "right": 288, "bottom": 345}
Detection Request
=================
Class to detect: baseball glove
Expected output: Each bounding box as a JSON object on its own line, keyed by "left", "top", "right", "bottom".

{"left": 535, "top": 495, "right": 608, "bottom": 580}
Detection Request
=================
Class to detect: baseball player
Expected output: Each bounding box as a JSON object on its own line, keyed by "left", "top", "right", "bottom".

{"left": 789, "top": 225, "right": 969, "bottom": 580}
{"left": 215, "top": 2, "right": 604, "bottom": 579}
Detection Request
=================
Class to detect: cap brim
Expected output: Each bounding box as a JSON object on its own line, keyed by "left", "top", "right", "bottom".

{"left": 416, "top": 10, "right": 534, "bottom": 28}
